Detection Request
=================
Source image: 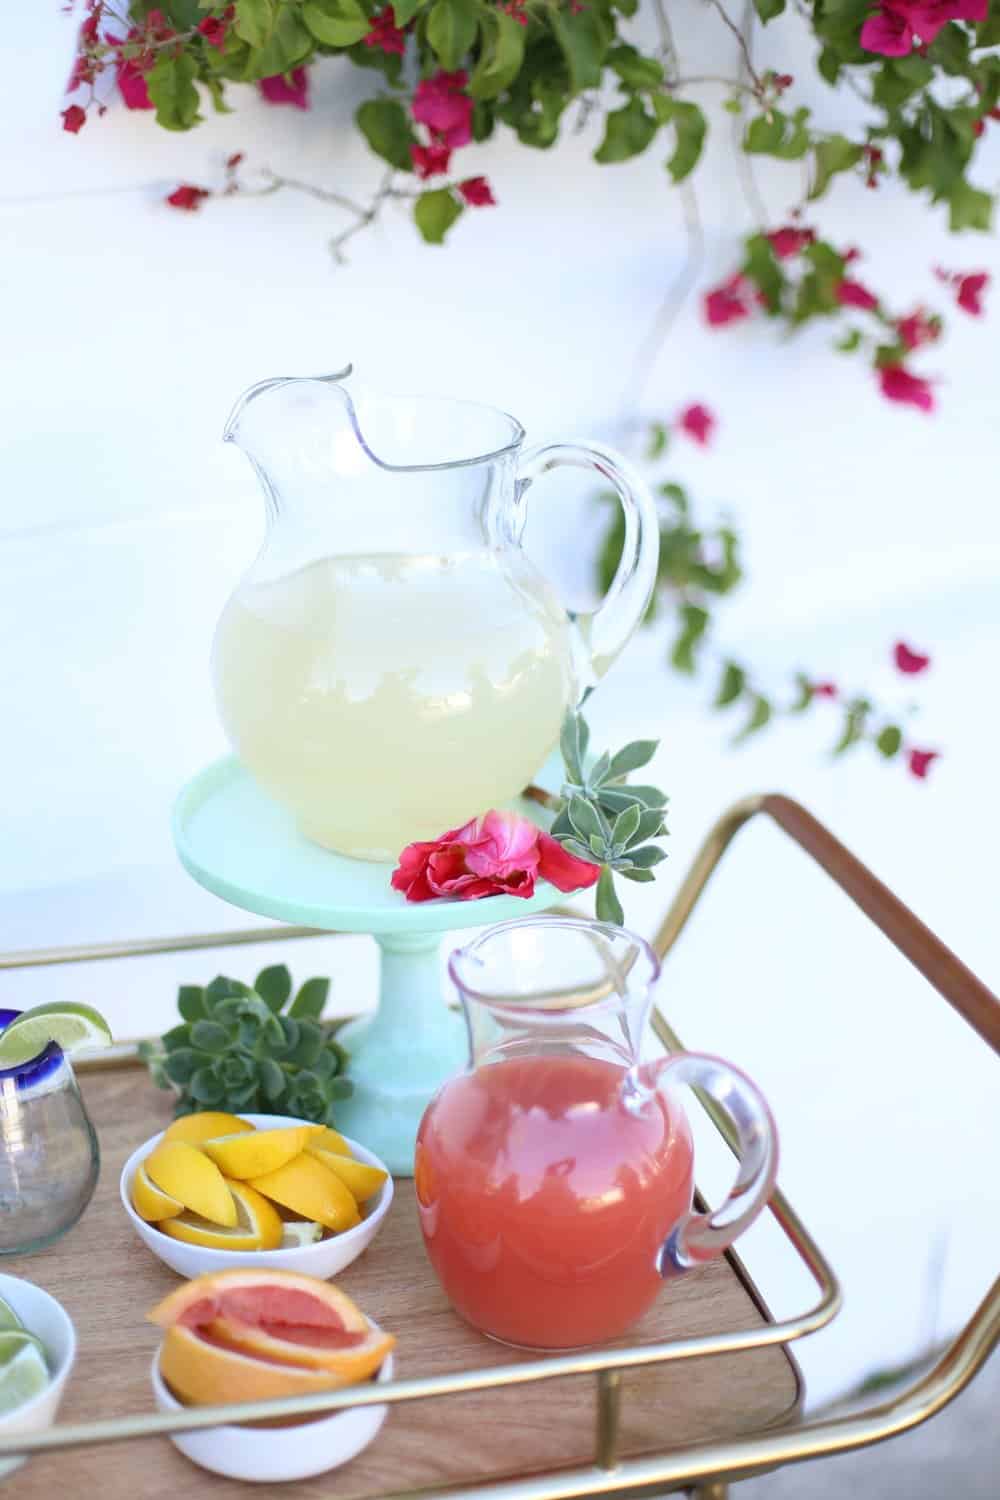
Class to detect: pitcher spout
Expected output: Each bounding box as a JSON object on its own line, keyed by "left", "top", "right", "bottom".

{"left": 222, "top": 367, "right": 355, "bottom": 448}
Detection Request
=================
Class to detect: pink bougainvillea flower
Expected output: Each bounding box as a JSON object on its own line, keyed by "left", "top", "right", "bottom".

{"left": 114, "top": 29, "right": 155, "bottom": 110}
{"left": 391, "top": 810, "right": 601, "bottom": 904}
{"left": 860, "top": 6, "right": 914, "bottom": 56}
{"left": 197, "top": 11, "right": 232, "bottom": 50}
{"left": 878, "top": 364, "right": 935, "bottom": 412}
{"left": 677, "top": 403, "right": 716, "bottom": 446}
{"left": 956, "top": 271, "right": 989, "bottom": 316}
{"left": 458, "top": 176, "right": 496, "bottom": 206}
{"left": 907, "top": 747, "right": 940, "bottom": 779}
{"left": 704, "top": 274, "right": 752, "bottom": 327}
{"left": 364, "top": 5, "right": 407, "bottom": 54}
{"left": 861, "top": 0, "right": 985, "bottom": 57}
{"left": 836, "top": 278, "right": 879, "bottom": 311}
{"left": 61, "top": 103, "right": 87, "bottom": 133}
{"left": 259, "top": 68, "right": 310, "bottom": 108}
{"left": 166, "top": 184, "right": 211, "bottom": 211}
{"left": 411, "top": 142, "right": 452, "bottom": 178}
{"left": 412, "top": 70, "right": 472, "bottom": 147}
{"left": 897, "top": 309, "right": 940, "bottom": 350}
{"left": 771, "top": 72, "right": 794, "bottom": 90}
{"left": 502, "top": 0, "right": 529, "bottom": 21}
{"left": 811, "top": 680, "right": 838, "bottom": 698}
{"left": 767, "top": 225, "right": 814, "bottom": 259}
{"left": 893, "top": 641, "right": 931, "bottom": 674}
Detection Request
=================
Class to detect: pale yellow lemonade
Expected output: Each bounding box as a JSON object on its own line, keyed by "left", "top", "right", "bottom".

{"left": 213, "top": 551, "right": 576, "bottom": 861}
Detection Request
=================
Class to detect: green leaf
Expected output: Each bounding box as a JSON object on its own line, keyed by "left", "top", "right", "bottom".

{"left": 817, "top": 47, "right": 841, "bottom": 86}
{"left": 278, "top": 1015, "right": 302, "bottom": 1054}
{"left": 607, "top": 44, "right": 664, "bottom": 90}
{"left": 414, "top": 188, "right": 464, "bottom": 243}
{"left": 664, "top": 100, "right": 706, "bottom": 182}
{"left": 303, "top": 0, "right": 368, "bottom": 45}
{"left": 810, "top": 134, "right": 863, "bottom": 200}
{"left": 612, "top": 803, "right": 642, "bottom": 848}
{"left": 607, "top": 739, "right": 658, "bottom": 779}
{"left": 753, "top": 0, "right": 785, "bottom": 17}
{"left": 548, "top": 6, "right": 610, "bottom": 93}
{"left": 427, "top": 0, "right": 479, "bottom": 69}
{"left": 147, "top": 53, "right": 201, "bottom": 131}
{"left": 599, "top": 783, "right": 666, "bottom": 811}
{"left": 234, "top": 0, "right": 274, "bottom": 47}
{"left": 745, "top": 106, "right": 810, "bottom": 160}
{"left": 162, "top": 1022, "right": 192, "bottom": 1052}
{"left": 254, "top": 964, "right": 292, "bottom": 1013}
{"left": 873, "top": 56, "right": 933, "bottom": 112}
{"left": 568, "top": 795, "right": 605, "bottom": 843}
{"left": 469, "top": 11, "right": 525, "bottom": 100}
{"left": 836, "top": 328, "right": 863, "bottom": 352}
{"left": 741, "top": 232, "right": 785, "bottom": 314}
{"left": 876, "top": 724, "right": 903, "bottom": 758}
{"left": 177, "top": 986, "right": 206, "bottom": 1023}
{"left": 594, "top": 96, "right": 658, "bottom": 164}
{"left": 190, "top": 1065, "right": 225, "bottom": 1105}
{"left": 660, "top": 481, "right": 688, "bottom": 512}
{"left": 734, "top": 693, "right": 773, "bottom": 742}
{"left": 646, "top": 422, "right": 669, "bottom": 460}
{"left": 627, "top": 843, "right": 667, "bottom": 868}
{"left": 164, "top": 1048, "right": 198, "bottom": 1085}
{"left": 356, "top": 97, "right": 414, "bottom": 170}
{"left": 595, "top": 867, "right": 625, "bottom": 925}
{"left": 948, "top": 180, "right": 993, "bottom": 232}
{"left": 715, "top": 660, "right": 746, "bottom": 708}
{"left": 560, "top": 711, "right": 589, "bottom": 785}
{"left": 205, "top": 976, "right": 251, "bottom": 1005}
{"left": 190, "top": 1019, "right": 231, "bottom": 1055}
{"left": 392, "top": 0, "right": 424, "bottom": 19}
{"left": 290, "top": 977, "right": 330, "bottom": 1020}
{"left": 832, "top": 697, "right": 870, "bottom": 755}
{"left": 250, "top": 3, "right": 315, "bottom": 72}
{"left": 258, "top": 1057, "right": 287, "bottom": 1101}
{"left": 670, "top": 603, "right": 710, "bottom": 673}
{"left": 978, "top": 10, "right": 1000, "bottom": 44}
{"left": 789, "top": 672, "right": 814, "bottom": 712}
{"left": 620, "top": 866, "right": 656, "bottom": 882}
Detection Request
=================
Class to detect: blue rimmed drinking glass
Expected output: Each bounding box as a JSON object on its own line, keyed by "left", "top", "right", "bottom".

{"left": 0, "top": 1009, "right": 100, "bottom": 1255}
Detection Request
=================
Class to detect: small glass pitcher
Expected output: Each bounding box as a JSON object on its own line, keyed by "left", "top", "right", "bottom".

{"left": 0, "top": 1011, "right": 100, "bottom": 1255}
{"left": 214, "top": 368, "right": 659, "bottom": 861}
{"left": 415, "top": 917, "right": 778, "bottom": 1350}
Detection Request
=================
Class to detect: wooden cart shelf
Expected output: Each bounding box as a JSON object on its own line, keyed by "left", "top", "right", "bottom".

{"left": 6, "top": 1062, "right": 801, "bottom": 1499}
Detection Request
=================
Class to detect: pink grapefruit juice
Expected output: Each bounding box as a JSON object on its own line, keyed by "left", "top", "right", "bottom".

{"left": 415, "top": 1054, "right": 694, "bottom": 1349}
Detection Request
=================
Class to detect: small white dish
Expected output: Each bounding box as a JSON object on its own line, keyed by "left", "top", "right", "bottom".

{"left": 120, "top": 1114, "right": 393, "bottom": 1279}
{"left": 150, "top": 1342, "right": 393, "bottom": 1482}
{"left": 0, "top": 1273, "right": 76, "bottom": 1481}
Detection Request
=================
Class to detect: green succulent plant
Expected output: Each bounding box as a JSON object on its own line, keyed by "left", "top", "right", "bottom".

{"left": 549, "top": 710, "right": 669, "bottom": 925}
{"left": 139, "top": 966, "right": 352, "bottom": 1125}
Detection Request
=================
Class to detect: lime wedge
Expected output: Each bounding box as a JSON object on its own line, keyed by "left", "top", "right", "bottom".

{"left": 0, "top": 1298, "right": 24, "bottom": 1333}
{"left": 0, "top": 1343, "right": 49, "bottom": 1416}
{"left": 0, "top": 1002, "right": 112, "bottom": 1069}
{"left": 0, "top": 1331, "right": 44, "bottom": 1367}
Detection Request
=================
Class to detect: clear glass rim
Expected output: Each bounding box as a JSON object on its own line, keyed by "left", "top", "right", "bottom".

{"left": 222, "top": 366, "right": 526, "bottom": 474}
{"left": 448, "top": 914, "right": 661, "bottom": 1017}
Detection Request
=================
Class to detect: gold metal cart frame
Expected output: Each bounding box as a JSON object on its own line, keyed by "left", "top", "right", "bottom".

{"left": 1, "top": 792, "right": 997, "bottom": 1497}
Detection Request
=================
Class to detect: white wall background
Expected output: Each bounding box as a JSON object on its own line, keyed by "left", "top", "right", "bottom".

{"left": 2, "top": 2, "right": 998, "bottom": 1430}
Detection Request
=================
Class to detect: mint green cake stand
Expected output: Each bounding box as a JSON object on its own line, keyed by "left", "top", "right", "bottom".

{"left": 172, "top": 757, "right": 566, "bottom": 1175}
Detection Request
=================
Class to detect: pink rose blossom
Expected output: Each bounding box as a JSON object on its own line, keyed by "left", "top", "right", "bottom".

{"left": 259, "top": 68, "right": 310, "bottom": 109}
{"left": 412, "top": 70, "right": 472, "bottom": 147}
{"left": 391, "top": 810, "right": 601, "bottom": 904}
{"left": 893, "top": 641, "right": 931, "bottom": 674}
{"left": 677, "top": 403, "right": 716, "bottom": 446}
{"left": 878, "top": 364, "right": 935, "bottom": 412}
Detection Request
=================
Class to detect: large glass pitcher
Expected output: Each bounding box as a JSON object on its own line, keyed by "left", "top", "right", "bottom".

{"left": 415, "top": 917, "right": 778, "bottom": 1350}
{"left": 214, "top": 369, "right": 659, "bottom": 861}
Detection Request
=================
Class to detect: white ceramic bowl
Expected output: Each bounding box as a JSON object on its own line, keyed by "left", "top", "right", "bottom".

{"left": 119, "top": 1114, "right": 393, "bottom": 1279}
{"left": 151, "top": 1342, "right": 393, "bottom": 1482}
{"left": 0, "top": 1273, "right": 76, "bottom": 1481}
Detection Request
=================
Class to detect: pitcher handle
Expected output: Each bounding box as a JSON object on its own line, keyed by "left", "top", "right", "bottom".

{"left": 517, "top": 442, "right": 659, "bottom": 683}
{"left": 627, "top": 1052, "right": 779, "bottom": 1278}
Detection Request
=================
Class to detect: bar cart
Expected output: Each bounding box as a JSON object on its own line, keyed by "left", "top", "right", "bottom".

{"left": 0, "top": 793, "right": 996, "bottom": 1498}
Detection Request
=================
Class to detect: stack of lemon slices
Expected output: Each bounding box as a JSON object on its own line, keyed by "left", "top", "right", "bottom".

{"left": 131, "top": 1113, "right": 387, "bottom": 1252}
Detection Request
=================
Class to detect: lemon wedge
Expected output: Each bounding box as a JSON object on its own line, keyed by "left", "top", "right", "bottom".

{"left": 144, "top": 1141, "right": 237, "bottom": 1228}
{"left": 160, "top": 1180, "right": 283, "bottom": 1252}
{"left": 249, "top": 1153, "right": 361, "bottom": 1233}
{"left": 279, "top": 1220, "right": 323, "bottom": 1249}
{"left": 312, "top": 1127, "right": 353, "bottom": 1158}
{"left": 163, "top": 1112, "right": 255, "bottom": 1146}
{"left": 131, "top": 1162, "right": 185, "bottom": 1222}
{"left": 201, "top": 1125, "right": 321, "bottom": 1180}
{"left": 305, "top": 1145, "right": 387, "bottom": 1204}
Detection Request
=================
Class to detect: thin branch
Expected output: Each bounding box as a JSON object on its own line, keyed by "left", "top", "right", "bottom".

{"left": 704, "top": 0, "right": 765, "bottom": 93}
{"left": 731, "top": 1, "right": 769, "bottom": 225}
